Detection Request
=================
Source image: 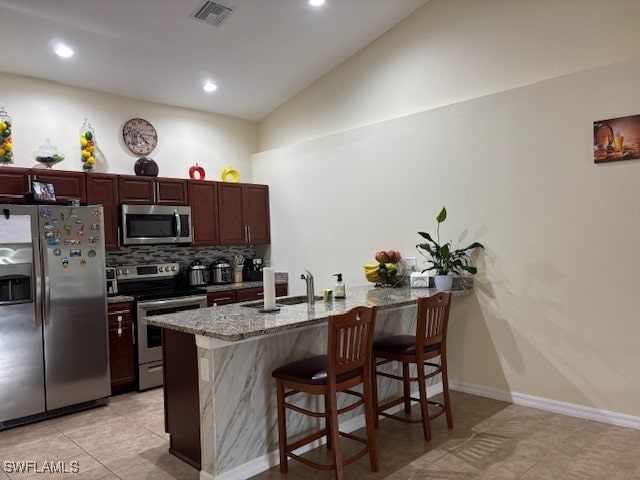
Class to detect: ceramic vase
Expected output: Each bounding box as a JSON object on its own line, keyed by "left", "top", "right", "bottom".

{"left": 434, "top": 274, "right": 453, "bottom": 291}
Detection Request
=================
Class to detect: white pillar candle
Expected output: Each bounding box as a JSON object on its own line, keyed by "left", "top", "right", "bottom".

{"left": 263, "top": 267, "right": 276, "bottom": 310}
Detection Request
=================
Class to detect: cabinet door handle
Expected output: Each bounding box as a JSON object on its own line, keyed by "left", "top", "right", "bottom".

{"left": 131, "top": 322, "right": 135, "bottom": 344}
{"left": 117, "top": 315, "right": 123, "bottom": 337}
{"left": 256, "top": 292, "right": 263, "bottom": 297}
{"left": 155, "top": 182, "right": 159, "bottom": 203}
{"left": 247, "top": 225, "right": 251, "bottom": 243}
{"left": 215, "top": 296, "right": 232, "bottom": 302}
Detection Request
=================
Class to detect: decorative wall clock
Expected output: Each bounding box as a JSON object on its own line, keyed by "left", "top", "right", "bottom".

{"left": 122, "top": 118, "right": 157, "bottom": 156}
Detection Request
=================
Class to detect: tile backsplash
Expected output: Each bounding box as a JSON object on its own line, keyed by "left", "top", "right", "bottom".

{"left": 106, "top": 244, "right": 258, "bottom": 268}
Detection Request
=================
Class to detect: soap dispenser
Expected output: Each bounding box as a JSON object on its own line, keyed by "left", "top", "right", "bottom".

{"left": 333, "top": 273, "right": 346, "bottom": 299}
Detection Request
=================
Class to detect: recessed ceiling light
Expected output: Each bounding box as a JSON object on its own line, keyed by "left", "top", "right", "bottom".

{"left": 203, "top": 81, "right": 218, "bottom": 93}
{"left": 53, "top": 42, "right": 74, "bottom": 58}
{"left": 309, "top": 0, "right": 325, "bottom": 6}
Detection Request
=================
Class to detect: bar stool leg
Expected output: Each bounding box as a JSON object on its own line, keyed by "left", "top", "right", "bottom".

{"left": 324, "top": 393, "right": 332, "bottom": 450}
{"left": 402, "top": 361, "right": 411, "bottom": 414}
{"left": 275, "top": 378, "right": 288, "bottom": 473}
{"left": 416, "top": 360, "right": 432, "bottom": 442}
{"left": 327, "top": 386, "right": 345, "bottom": 480}
{"left": 372, "top": 356, "right": 379, "bottom": 429}
{"left": 363, "top": 369, "right": 379, "bottom": 472}
{"left": 441, "top": 352, "right": 454, "bottom": 428}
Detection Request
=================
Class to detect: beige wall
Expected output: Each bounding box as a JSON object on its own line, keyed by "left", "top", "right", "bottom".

{"left": 254, "top": 0, "right": 640, "bottom": 418}
{"left": 0, "top": 72, "right": 257, "bottom": 181}
{"left": 258, "top": 0, "right": 640, "bottom": 152}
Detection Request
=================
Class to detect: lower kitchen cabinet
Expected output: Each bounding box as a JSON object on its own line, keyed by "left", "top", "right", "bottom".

{"left": 235, "top": 284, "right": 288, "bottom": 302}
{"left": 107, "top": 302, "right": 136, "bottom": 394}
{"left": 162, "top": 328, "right": 201, "bottom": 469}
{"left": 207, "top": 289, "right": 237, "bottom": 307}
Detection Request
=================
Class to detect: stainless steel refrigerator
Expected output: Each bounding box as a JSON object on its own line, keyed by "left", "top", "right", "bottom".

{"left": 0, "top": 204, "right": 110, "bottom": 429}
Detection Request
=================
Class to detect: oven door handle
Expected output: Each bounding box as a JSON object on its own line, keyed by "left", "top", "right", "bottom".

{"left": 138, "top": 295, "right": 207, "bottom": 311}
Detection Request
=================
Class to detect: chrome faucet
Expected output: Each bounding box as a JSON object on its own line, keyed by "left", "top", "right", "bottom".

{"left": 300, "top": 270, "right": 315, "bottom": 305}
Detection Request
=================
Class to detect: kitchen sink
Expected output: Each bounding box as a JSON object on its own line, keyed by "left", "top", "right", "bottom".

{"left": 241, "top": 295, "right": 323, "bottom": 308}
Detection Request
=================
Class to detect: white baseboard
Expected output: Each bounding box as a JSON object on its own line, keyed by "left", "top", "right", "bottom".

{"left": 450, "top": 381, "right": 640, "bottom": 430}
{"left": 209, "top": 383, "right": 444, "bottom": 480}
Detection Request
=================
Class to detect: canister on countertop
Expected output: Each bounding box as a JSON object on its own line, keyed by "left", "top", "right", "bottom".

{"left": 410, "top": 271, "right": 430, "bottom": 288}
{"left": 323, "top": 288, "right": 333, "bottom": 301}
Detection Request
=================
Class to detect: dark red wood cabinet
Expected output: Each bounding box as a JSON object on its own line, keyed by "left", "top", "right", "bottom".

{"left": 207, "top": 289, "right": 237, "bottom": 307}
{"left": 119, "top": 175, "right": 188, "bottom": 205}
{"left": 244, "top": 184, "right": 270, "bottom": 244}
{"left": 0, "top": 166, "right": 29, "bottom": 203}
{"left": 107, "top": 302, "right": 136, "bottom": 394}
{"left": 188, "top": 180, "right": 218, "bottom": 246}
{"left": 86, "top": 173, "right": 119, "bottom": 250}
{"left": 32, "top": 169, "right": 87, "bottom": 204}
{"left": 235, "top": 284, "right": 288, "bottom": 302}
{"left": 217, "top": 182, "right": 270, "bottom": 245}
{"left": 162, "top": 328, "right": 201, "bottom": 469}
{"left": 0, "top": 167, "right": 87, "bottom": 204}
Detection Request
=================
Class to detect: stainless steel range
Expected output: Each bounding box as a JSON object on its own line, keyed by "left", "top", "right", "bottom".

{"left": 116, "top": 263, "right": 207, "bottom": 390}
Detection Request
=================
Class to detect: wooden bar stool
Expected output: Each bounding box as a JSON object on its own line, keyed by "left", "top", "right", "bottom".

{"left": 272, "top": 306, "right": 379, "bottom": 480}
{"left": 372, "top": 292, "right": 453, "bottom": 441}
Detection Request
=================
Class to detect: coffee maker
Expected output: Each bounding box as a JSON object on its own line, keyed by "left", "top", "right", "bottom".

{"left": 243, "top": 258, "right": 263, "bottom": 281}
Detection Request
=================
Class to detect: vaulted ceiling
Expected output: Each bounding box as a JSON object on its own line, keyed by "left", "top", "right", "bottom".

{"left": 0, "top": 0, "right": 428, "bottom": 120}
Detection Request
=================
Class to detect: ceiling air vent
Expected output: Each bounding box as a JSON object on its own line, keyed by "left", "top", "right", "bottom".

{"left": 189, "top": 1, "right": 234, "bottom": 27}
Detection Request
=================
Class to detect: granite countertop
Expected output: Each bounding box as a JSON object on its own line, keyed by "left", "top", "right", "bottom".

{"left": 107, "top": 295, "right": 135, "bottom": 303}
{"left": 144, "top": 283, "right": 473, "bottom": 342}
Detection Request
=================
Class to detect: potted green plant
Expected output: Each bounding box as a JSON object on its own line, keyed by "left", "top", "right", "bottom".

{"left": 416, "top": 206, "right": 484, "bottom": 290}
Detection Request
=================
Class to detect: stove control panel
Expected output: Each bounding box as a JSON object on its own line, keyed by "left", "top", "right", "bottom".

{"left": 116, "top": 263, "right": 180, "bottom": 281}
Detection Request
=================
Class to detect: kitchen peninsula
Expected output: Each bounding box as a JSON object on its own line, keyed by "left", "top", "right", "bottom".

{"left": 146, "top": 282, "right": 473, "bottom": 480}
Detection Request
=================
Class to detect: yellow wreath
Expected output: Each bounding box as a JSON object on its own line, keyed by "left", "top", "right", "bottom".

{"left": 221, "top": 167, "right": 239, "bottom": 182}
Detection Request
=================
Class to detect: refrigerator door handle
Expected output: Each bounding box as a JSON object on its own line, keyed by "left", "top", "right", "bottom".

{"left": 34, "top": 237, "right": 43, "bottom": 327}
{"left": 42, "top": 239, "right": 51, "bottom": 326}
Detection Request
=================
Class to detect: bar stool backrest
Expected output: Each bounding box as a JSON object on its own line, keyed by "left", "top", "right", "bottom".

{"left": 416, "top": 293, "right": 452, "bottom": 350}
{"left": 328, "top": 306, "right": 377, "bottom": 377}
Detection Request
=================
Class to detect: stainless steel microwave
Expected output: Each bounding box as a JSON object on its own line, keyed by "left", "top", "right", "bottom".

{"left": 121, "top": 204, "right": 192, "bottom": 245}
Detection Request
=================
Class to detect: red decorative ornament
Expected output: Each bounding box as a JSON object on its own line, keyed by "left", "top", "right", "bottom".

{"left": 189, "top": 163, "right": 206, "bottom": 180}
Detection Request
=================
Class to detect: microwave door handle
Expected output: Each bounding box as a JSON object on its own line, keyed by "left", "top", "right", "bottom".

{"left": 174, "top": 210, "right": 181, "bottom": 242}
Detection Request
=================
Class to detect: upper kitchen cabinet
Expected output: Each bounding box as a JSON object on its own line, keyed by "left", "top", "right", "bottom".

{"left": 86, "top": 173, "right": 119, "bottom": 251}
{"left": 0, "top": 166, "right": 29, "bottom": 203}
{"left": 188, "top": 180, "right": 218, "bottom": 246}
{"left": 118, "top": 175, "right": 188, "bottom": 205}
{"left": 217, "top": 182, "right": 270, "bottom": 245}
{"left": 31, "top": 169, "right": 87, "bottom": 204}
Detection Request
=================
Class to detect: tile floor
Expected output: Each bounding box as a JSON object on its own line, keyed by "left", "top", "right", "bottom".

{"left": 2, "top": 389, "right": 640, "bottom": 480}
